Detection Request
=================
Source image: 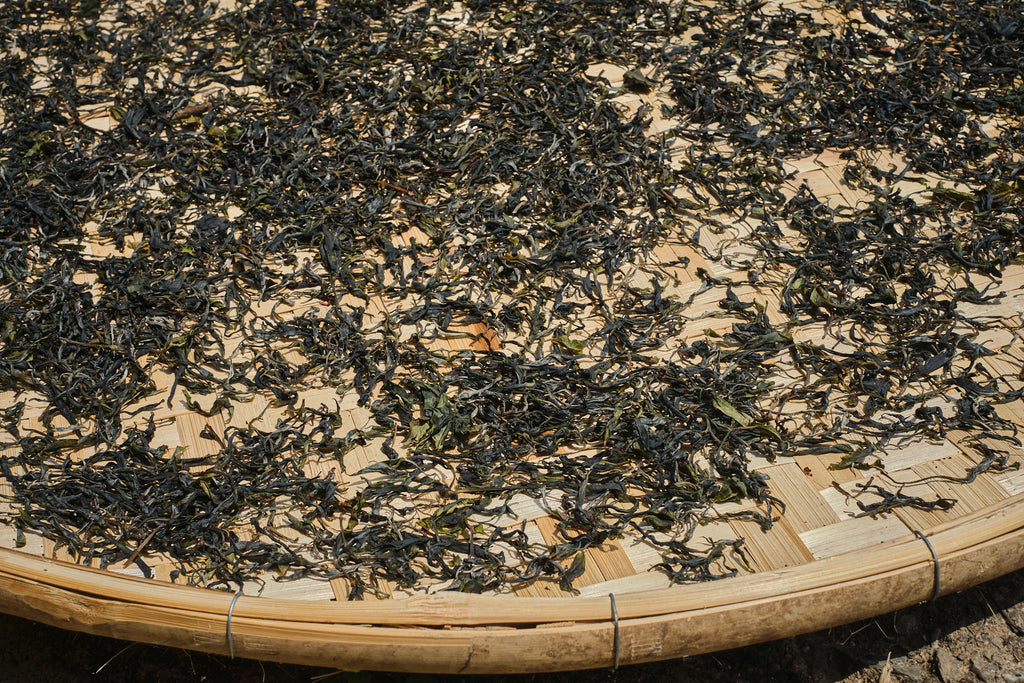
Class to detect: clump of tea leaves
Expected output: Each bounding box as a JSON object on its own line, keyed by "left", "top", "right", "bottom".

{"left": 0, "top": 0, "right": 1021, "bottom": 595}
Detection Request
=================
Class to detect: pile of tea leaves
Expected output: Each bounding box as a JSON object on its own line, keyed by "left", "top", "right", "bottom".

{"left": 1, "top": 0, "right": 1021, "bottom": 596}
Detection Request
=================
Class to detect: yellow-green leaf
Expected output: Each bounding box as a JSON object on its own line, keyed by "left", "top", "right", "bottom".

{"left": 713, "top": 396, "right": 752, "bottom": 426}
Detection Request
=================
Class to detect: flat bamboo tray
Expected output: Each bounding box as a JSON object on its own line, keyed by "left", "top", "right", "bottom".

{"left": 2, "top": 0, "right": 1023, "bottom": 673}
{"left": 1, "top": 159, "right": 1021, "bottom": 672}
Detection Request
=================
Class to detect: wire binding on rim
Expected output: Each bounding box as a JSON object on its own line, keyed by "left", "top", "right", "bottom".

{"left": 227, "top": 589, "right": 244, "bottom": 659}
{"left": 609, "top": 592, "right": 620, "bottom": 671}
{"left": 914, "top": 530, "right": 941, "bottom": 602}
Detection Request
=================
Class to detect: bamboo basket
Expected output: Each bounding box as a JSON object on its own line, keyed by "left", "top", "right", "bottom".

{"left": 2, "top": 218, "right": 1022, "bottom": 672}
{"left": 2, "top": 0, "right": 1023, "bottom": 673}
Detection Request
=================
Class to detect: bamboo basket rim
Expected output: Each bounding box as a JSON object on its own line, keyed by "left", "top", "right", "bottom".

{"left": 1, "top": 492, "right": 1022, "bottom": 672}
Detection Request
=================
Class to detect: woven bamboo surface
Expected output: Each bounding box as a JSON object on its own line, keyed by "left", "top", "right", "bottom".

{"left": 3, "top": 144, "right": 1019, "bottom": 601}
{"left": 1, "top": 0, "right": 1023, "bottom": 672}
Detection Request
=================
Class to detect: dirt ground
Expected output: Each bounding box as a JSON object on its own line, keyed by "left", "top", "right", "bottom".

{"left": 1, "top": 567, "right": 1022, "bottom": 682}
